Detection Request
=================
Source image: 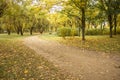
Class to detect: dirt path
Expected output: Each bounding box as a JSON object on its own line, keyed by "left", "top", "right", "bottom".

{"left": 23, "top": 36, "right": 120, "bottom": 80}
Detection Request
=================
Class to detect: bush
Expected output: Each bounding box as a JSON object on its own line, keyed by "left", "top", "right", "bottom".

{"left": 102, "top": 28, "right": 109, "bottom": 35}
{"left": 85, "top": 29, "right": 101, "bottom": 35}
{"left": 57, "top": 27, "right": 78, "bottom": 38}
{"left": 71, "top": 28, "right": 79, "bottom": 36}
{"left": 57, "top": 27, "right": 71, "bottom": 38}
{"left": 57, "top": 27, "right": 120, "bottom": 36}
{"left": 117, "top": 27, "right": 120, "bottom": 34}
{"left": 85, "top": 28, "right": 109, "bottom": 35}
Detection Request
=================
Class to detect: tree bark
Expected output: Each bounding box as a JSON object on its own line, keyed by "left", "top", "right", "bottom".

{"left": 100, "top": 22, "right": 103, "bottom": 35}
{"left": 108, "top": 14, "right": 113, "bottom": 38}
{"left": 7, "top": 29, "right": 10, "bottom": 35}
{"left": 113, "top": 14, "right": 117, "bottom": 35}
{"left": 20, "top": 26, "right": 23, "bottom": 36}
{"left": 17, "top": 28, "right": 20, "bottom": 35}
{"left": 30, "top": 27, "right": 33, "bottom": 35}
{"left": 81, "top": 8, "right": 85, "bottom": 41}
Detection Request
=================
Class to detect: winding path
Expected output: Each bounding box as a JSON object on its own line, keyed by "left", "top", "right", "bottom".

{"left": 23, "top": 36, "right": 120, "bottom": 80}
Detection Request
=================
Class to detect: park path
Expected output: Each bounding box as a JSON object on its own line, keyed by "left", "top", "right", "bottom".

{"left": 23, "top": 36, "right": 120, "bottom": 80}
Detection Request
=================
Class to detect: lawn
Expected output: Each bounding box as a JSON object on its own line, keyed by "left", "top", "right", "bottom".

{"left": 0, "top": 34, "right": 72, "bottom": 80}
{"left": 40, "top": 33, "right": 120, "bottom": 54}
{"left": 0, "top": 33, "right": 36, "bottom": 40}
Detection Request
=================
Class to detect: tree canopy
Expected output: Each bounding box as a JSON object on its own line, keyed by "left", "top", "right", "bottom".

{"left": 0, "top": 0, "right": 120, "bottom": 40}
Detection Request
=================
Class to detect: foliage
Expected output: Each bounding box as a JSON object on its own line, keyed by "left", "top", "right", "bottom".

{"left": 57, "top": 27, "right": 71, "bottom": 38}
{"left": 98, "top": 0, "right": 120, "bottom": 37}
{"left": 0, "top": 0, "right": 120, "bottom": 39}
{"left": 0, "top": 0, "right": 7, "bottom": 17}
{"left": 85, "top": 27, "right": 120, "bottom": 35}
{"left": 116, "top": 27, "right": 120, "bottom": 34}
{"left": 85, "top": 28, "right": 109, "bottom": 35}
{"left": 57, "top": 27, "right": 78, "bottom": 38}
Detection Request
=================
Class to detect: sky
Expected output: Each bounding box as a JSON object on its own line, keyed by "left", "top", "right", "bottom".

{"left": 32, "top": 0, "right": 63, "bottom": 14}
{"left": 50, "top": 5, "right": 63, "bottom": 14}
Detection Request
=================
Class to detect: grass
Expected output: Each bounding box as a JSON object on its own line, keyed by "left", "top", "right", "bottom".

{"left": 40, "top": 33, "right": 120, "bottom": 54}
{"left": 62, "top": 35, "right": 120, "bottom": 53}
{"left": 0, "top": 33, "right": 37, "bottom": 40}
{"left": 40, "top": 33, "right": 61, "bottom": 41}
{"left": 0, "top": 34, "right": 74, "bottom": 80}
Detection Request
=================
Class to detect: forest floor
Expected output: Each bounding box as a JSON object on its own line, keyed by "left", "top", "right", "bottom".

{"left": 24, "top": 36, "right": 120, "bottom": 80}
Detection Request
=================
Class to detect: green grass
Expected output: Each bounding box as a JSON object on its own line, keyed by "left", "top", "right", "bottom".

{"left": 40, "top": 33, "right": 61, "bottom": 41}
{"left": 0, "top": 33, "right": 36, "bottom": 40}
{"left": 0, "top": 34, "right": 74, "bottom": 80}
{"left": 40, "top": 33, "right": 120, "bottom": 54}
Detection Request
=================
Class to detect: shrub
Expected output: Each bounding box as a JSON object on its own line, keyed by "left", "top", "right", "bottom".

{"left": 85, "top": 28, "right": 109, "bottom": 35}
{"left": 57, "top": 27, "right": 71, "bottom": 38}
{"left": 57, "top": 27, "right": 78, "bottom": 38}
{"left": 116, "top": 27, "right": 120, "bottom": 34}
{"left": 71, "top": 29, "right": 79, "bottom": 36}
{"left": 85, "top": 29, "right": 101, "bottom": 35}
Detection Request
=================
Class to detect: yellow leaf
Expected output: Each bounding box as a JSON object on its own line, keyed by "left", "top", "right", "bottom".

{"left": 24, "top": 70, "right": 28, "bottom": 74}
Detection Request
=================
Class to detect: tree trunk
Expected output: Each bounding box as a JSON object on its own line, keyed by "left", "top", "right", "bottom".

{"left": 81, "top": 8, "right": 85, "bottom": 41}
{"left": 20, "top": 27, "right": 23, "bottom": 36}
{"left": 30, "top": 27, "right": 33, "bottom": 35}
{"left": 40, "top": 28, "right": 44, "bottom": 34}
{"left": 100, "top": 22, "right": 103, "bottom": 35}
{"left": 20, "top": 30, "right": 23, "bottom": 36}
{"left": 114, "top": 14, "right": 117, "bottom": 35}
{"left": 7, "top": 29, "right": 10, "bottom": 35}
{"left": 78, "top": 27, "right": 81, "bottom": 37}
{"left": 17, "top": 27, "right": 20, "bottom": 35}
{"left": 108, "top": 14, "right": 113, "bottom": 38}
{"left": 17, "top": 29, "right": 20, "bottom": 35}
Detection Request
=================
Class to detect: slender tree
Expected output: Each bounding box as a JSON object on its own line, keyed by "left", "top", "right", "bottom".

{"left": 70, "top": 0, "right": 89, "bottom": 40}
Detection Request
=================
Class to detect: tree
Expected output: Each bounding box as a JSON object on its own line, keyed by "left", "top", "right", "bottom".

{"left": 112, "top": 0, "right": 120, "bottom": 35}
{"left": 98, "top": 0, "right": 120, "bottom": 37}
{"left": 0, "top": 0, "right": 7, "bottom": 17}
{"left": 70, "top": 0, "right": 89, "bottom": 40}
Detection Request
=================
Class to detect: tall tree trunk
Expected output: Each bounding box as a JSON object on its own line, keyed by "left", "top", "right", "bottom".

{"left": 108, "top": 14, "right": 113, "bottom": 38}
{"left": 18, "top": 21, "right": 23, "bottom": 36}
{"left": 100, "top": 22, "right": 103, "bottom": 35}
{"left": 114, "top": 14, "right": 117, "bottom": 35}
{"left": 20, "top": 26, "right": 23, "bottom": 36}
{"left": 7, "top": 29, "right": 10, "bottom": 35}
{"left": 20, "top": 30, "right": 23, "bottom": 36}
{"left": 15, "top": 26, "right": 20, "bottom": 35}
{"left": 17, "top": 27, "right": 20, "bottom": 35}
{"left": 78, "top": 27, "right": 81, "bottom": 37}
{"left": 30, "top": 27, "right": 33, "bottom": 35}
{"left": 81, "top": 8, "right": 85, "bottom": 41}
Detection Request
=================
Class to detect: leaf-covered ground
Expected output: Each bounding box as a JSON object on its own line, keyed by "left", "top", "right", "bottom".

{"left": 0, "top": 34, "right": 73, "bottom": 80}
{"left": 24, "top": 36, "right": 120, "bottom": 80}
{"left": 60, "top": 35, "right": 120, "bottom": 54}
{"left": 1, "top": 34, "right": 120, "bottom": 80}
{"left": 41, "top": 34, "right": 120, "bottom": 54}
